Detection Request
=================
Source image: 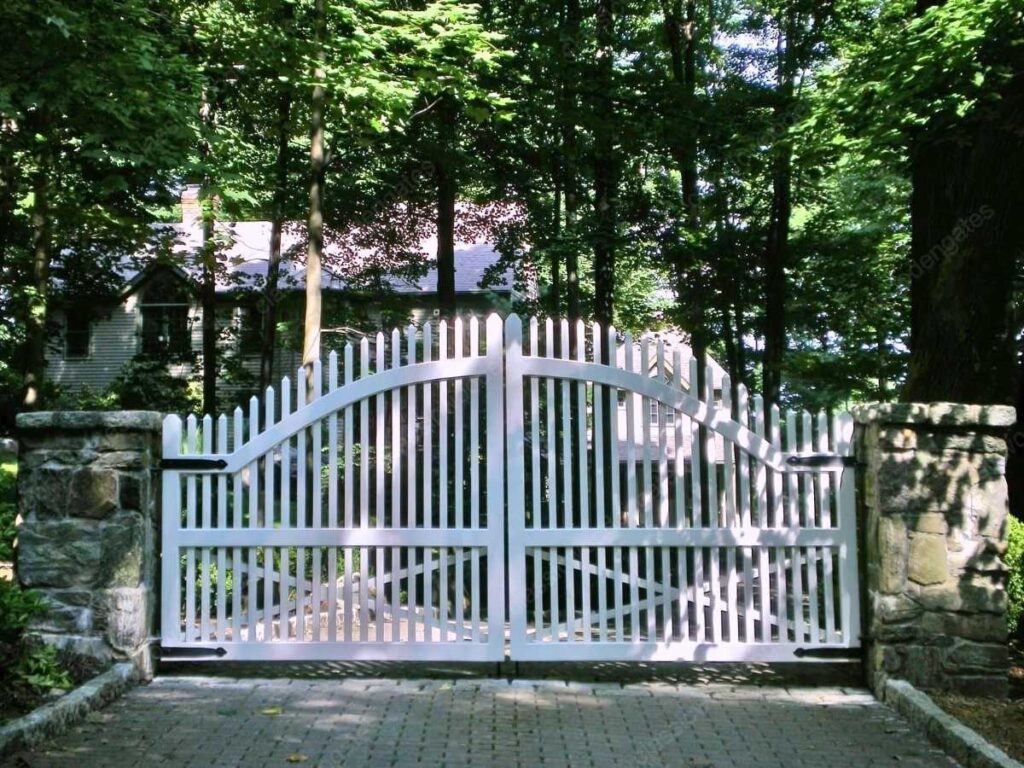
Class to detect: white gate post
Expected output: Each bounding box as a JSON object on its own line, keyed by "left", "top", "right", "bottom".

{"left": 486, "top": 313, "right": 509, "bottom": 657}
{"left": 161, "top": 415, "right": 183, "bottom": 647}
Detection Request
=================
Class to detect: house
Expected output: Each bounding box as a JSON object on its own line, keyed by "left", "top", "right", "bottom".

{"left": 47, "top": 187, "right": 520, "bottom": 401}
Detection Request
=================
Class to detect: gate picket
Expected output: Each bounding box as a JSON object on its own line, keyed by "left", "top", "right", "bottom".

{"left": 161, "top": 313, "right": 858, "bottom": 664}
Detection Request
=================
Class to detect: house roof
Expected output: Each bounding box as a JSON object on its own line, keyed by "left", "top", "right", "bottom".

{"left": 124, "top": 218, "right": 516, "bottom": 297}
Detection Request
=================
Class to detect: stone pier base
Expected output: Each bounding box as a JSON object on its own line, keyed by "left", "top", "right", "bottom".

{"left": 15, "top": 412, "right": 162, "bottom": 679}
{"left": 854, "top": 403, "right": 1013, "bottom": 697}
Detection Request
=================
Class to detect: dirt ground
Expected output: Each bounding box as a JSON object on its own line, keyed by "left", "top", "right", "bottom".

{"left": 931, "top": 640, "right": 1024, "bottom": 763}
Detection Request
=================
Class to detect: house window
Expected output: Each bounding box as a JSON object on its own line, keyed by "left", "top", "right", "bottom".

{"left": 649, "top": 398, "right": 660, "bottom": 426}
{"left": 239, "top": 305, "right": 264, "bottom": 354}
{"left": 65, "top": 313, "right": 91, "bottom": 359}
{"left": 140, "top": 272, "right": 192, "bottom": 357}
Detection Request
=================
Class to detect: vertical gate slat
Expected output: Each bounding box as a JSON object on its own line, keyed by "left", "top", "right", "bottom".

{"left": 672, "top": 352, "right": 688, "bottom": 641}
{"left": 247, "top": 398, "right": 259, "bottom": 641}
{"left": 655, "top": 342, "right": 671, "bottom": 642}
{"left": 753, "top": 395, "right": 771, "bottom": 642}
{"left": 453, "top": 318, "right": 465, "bottom": 643}
{"left": 232, "top": 407, "right": 243, "bottom": 642}
{"left": 406, "top": 326, "right": 418, "bottom": 643}
{"left": 296, "top": 374, "right": 307, "bottom": 642}
{"left": 422, "top": 326, "right": 433, "bottom": 643}
{"left": 559, "top": 320, "right": 573, "bottom": 536}
{"left": 593, "top": 322, "right": 607, "bottom": 643}
{"left": 313, "top": 360, "right": 324, "bottom": 642}
{"left": 625, "top": 336, "right": 640, "bottom": 640}
{"left": 359, "top": 339, "right": 370, "bottom": 642}
{"left": 529, "top": 319, "right": 542, "bottom": 639}
{"left": 262, "top": 393, "right": 275, "bottom": 642}
{"left": 185, "top": 415, "right": 197, "bottom": 642}
{"left": 704, "top": 363, "right": 721, "bottom": 644}
{"left": 342, "top": 352, "right": 354, "bottom": 647}
{"left": 737, "top": 384, "right": 755, "bottom": 642}
{"left": 721, "top": 376, "right": 739, "bottom": 643}
{"left": 280, "top": 379, "right": 292, "bottom": 641}
{"left": 771, "top": 404, "right": 788, "bottom": 642}
{"left": 544, "top": 319, "right": 557, "bottom": 640}
{"left": 640, "top": 340, "right": 655, "bottom": 642}
{"left": 800, "top": 410, "right": 819, "bottom": 643}
{"left": 216, "top": 415, "right": 228, "bottom": 641}
{"left": 391, "top": 329, "right": 402, "bottom": 642}
{"left": 438, "top": 321, "right": 448, "bottom": 643}
{"left": 576, "top": 321, "right": 590, "bottom": 642}
{"left": 343, "top": 347, "right": 353, "bottom": 641}
{"left": 375, "top": 334, "right": 386, "bottom": 642}
{"left": 561, "top": 322, "right": 575, "bottom": 643}
{"left": 786, "top": 409, "right": 805, "bottom": 643}
{"left": 819, "top": 411, "right": 836, "bottom": 643}
{"left": 201, "top": 415, "right": 212, "bottom": 642}
{"left": 607, "top": 327, "right": 623, "bottom": 642}
{"left": 470, "top": 317, "right": 481, "bottom": 643}
{"left": 688, "top": 357, "right": 704, "bottom": 643}
{"left": 327, "top": 352, "right": 339, "bottom": 643}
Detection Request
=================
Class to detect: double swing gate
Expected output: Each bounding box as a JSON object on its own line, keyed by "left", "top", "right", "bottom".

{"left": 161, "top": 314, "right": 861, "bottom": 663}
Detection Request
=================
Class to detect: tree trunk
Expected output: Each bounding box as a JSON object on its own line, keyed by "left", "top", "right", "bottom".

{"left": 435, "top": 95, "right": 458, "bottom": 319}
{"left": 562, "top": 0, "right": 582, "bottom": 325}
{"left": 22, "top": 131, "right": 52, "bottom": 409}
{"left": 549, "top": 180, "right": 562, "bottom": 315}
{"left": 761, "top": 10, "right": 797, "bottom": 410}
{"left": 261, "top": 85, "right": 293, "bottom": 394}
{"left": 664, "top": 0, "right": 706, "bottom": 381}
{"left": 904, "top": 0, "right": 1024, "bottom": 403}
{"left": 303, "top": 0, "right": 327, "bottom": 393}
{"left": 591, "top": 0, "right": 617, "bottom": 330}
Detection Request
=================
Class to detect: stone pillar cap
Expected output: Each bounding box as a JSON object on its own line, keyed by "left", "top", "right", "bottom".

{"left": 16, "top": 411, "right": 165, "bottom": 433}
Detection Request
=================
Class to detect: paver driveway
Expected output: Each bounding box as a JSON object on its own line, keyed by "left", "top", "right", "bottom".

{"left": 3, "top": 675, "right": 956, "bottom": 768}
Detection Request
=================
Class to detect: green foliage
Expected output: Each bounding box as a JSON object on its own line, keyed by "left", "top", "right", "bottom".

{"left": 0, "top": 581, "right": 71, "bottom": 709}
{"left": 0, "top": 462, "right": 16, "bottom": 563}
{"left": 110, "top": 357, "right": 202, "bottom": 415}
{"left": 1007, "top": 516, "right": 1024, "bottom": 638}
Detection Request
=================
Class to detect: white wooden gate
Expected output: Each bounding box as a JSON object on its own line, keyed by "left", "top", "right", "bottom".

{"left": 161, "top": 315, "right": 506, "bottom": 661}
{"left": 161, "top": 313, "right": 860, "bottom": 663}
{"left": 504, "top": 315, "right": 860, "bottom": 662}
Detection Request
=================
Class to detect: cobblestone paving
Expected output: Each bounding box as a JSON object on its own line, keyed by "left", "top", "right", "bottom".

{"left": 3, "top": 676, "right": 957, "bottom": 768}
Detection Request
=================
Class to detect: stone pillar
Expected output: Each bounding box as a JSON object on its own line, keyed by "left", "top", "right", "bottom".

{"left": 854, "top": 403, "right": 1012, "bottom": 696}
{"left": 15, "top": 412, "right": 163, "bottom": 680}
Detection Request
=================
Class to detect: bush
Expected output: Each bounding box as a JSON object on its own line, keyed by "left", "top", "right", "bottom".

{"left": 1007, "top": 515, "right": 1024, "bottom": 639}
{"left": 0, "top": 581, "right": 71, "bottom": 710}
{"left": 0, "top": 461, "right": 15, "bottom": 562}
{"left": 111, "top": 356, "right": 201, "bottom": 414}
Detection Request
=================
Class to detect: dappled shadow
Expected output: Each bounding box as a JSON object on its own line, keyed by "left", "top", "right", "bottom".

{"left": 158, "top": 659, "right": 863, "bottom": 687}
{"left": 858, "top": 403, "right": 1013, "bottom": 695}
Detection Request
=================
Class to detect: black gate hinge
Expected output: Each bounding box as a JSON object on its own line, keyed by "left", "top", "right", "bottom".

{"left": 159, "top": 458, "right": 228, "bottom": 471}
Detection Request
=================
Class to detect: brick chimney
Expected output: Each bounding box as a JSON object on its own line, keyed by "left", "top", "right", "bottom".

{"left": 181, "top": 184, "right": 202, "bottom": 234}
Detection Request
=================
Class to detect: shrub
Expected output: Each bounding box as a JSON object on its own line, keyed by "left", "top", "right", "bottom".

{"left": 0, "top": 581, "right": 71, "bottom": 709}
{"left": 0, "top": 461, "right": 15, "bottom": 562}
{"left": 111, "top": 356, "right": 201, "bottom": 414}
{"left": 1007, "top": 515, "right": 1024, "bottom": 638}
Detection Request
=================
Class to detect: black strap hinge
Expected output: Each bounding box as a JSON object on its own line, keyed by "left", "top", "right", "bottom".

{"left": 159, "top": 645, "right": 228, "bottom": 658}
{"left": 160, "top": 458, "right": 228, "bottom": 471}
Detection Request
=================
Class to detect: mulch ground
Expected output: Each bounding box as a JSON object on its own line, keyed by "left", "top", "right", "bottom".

{"left": 931, "top": 640, "right": 1024, "bottom": 763}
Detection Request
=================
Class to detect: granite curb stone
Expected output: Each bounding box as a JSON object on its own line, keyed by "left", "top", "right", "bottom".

{"left": 0, "top": 662, "right": 137, "bottom": 757}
